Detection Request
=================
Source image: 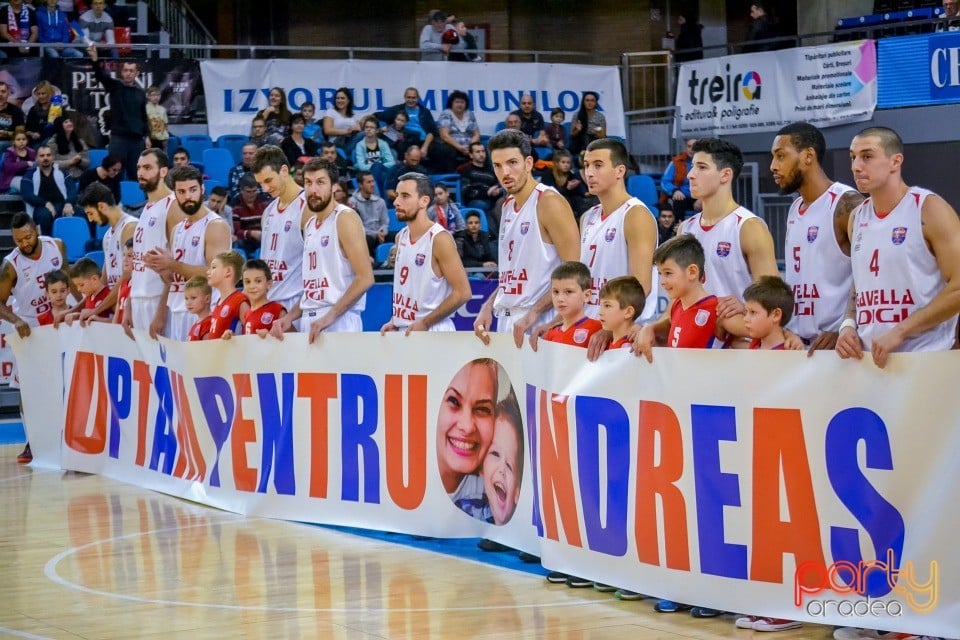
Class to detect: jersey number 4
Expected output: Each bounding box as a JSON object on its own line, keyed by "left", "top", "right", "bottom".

{"left": 869, "top": 249, "right": 879, "bottom": 277}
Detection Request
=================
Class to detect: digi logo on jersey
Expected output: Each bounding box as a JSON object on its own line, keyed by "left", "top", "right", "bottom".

{"left": 686, "top": 64, "right": 763, "bottom": 105}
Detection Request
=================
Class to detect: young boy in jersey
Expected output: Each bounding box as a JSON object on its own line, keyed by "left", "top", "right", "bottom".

{"left": 65, "top": 258, "right": 112, "bottom": 324}
{"left": 205, "top": 251, "right": 249, "bottom": 340}
{"left": 113, "top": 239, "right": 134, "bottom": 327}
{"left": 186, "top": 276, "right": 213, "bottom": 341}
{"left": 37, "top": 270, "right": 73, "bottom": 326}
{"left": 481, "top": 392, "right": 524, "bottom": 526}
{"left": 742, "top": 276, "right": 793, "bottom": 351}
{"left": 597, "top": 276, "right": 645, "bottom": 350}
{"left": 542, "top": 261, "right": 603, "bottom": 348}
{"left": 223, "top": 260, "right": 286, "bottom": 339}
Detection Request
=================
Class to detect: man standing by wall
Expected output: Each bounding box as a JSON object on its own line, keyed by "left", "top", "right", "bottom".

{"left": 88, "top": 43, "right": 149, "bottom": 180}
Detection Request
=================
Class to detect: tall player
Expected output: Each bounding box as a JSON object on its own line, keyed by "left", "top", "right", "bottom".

{"left": 143, "top": 166, "right": 232, "bottom": 341}
{"left": 771, "top": 122, "right": 863, "bottom": 353}
{"left": 254, "top": 145, "right": 309, "bottom": 318}
{"left": 0, "top": 213, "right": 67, "bottom": 463}
{"left": 836, "top": 126, "right": 960, "bottom": 368}
{"left": 76, "top": 183, "right": 138, "bottom": 321}
{"left": 380, "top": 172, "right": 471, "bottom": 333}
{"left": 271, "top": 158, "right": 374, "bottom": 340}
{"left": 127, "top": 148, "right": 185, "bottom": 337}
{"left": 473, "top": 130, "right": 580, "bottom": 347}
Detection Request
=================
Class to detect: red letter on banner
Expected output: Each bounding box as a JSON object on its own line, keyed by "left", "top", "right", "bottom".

{"left": 385, "top": 374, "right": 427, "bottom": 510}
{"left": 172, "top": 372, "right": 206, "bottom": 481}
{"left": 538, "top": 391, "right": 582, "bottom": 546}
{"left": 298, "top": 372, "right": 337, "bottom": 499}
{"left": 230, "top": 373, "right": 257, "bottom": 491}
{"left": 133, "top": 360, "right": 152, "bottom": 467}
{"left": 64, "top": 352, "right": 107, "bottom": 454}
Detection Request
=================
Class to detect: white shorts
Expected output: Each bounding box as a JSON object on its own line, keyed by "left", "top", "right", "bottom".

{"left": 130, "top": 296, "right": 164, "bottom": 334}
{"left": 301, "top": 308, "right": 363, "bottom": 333}
{"left": 494, "top": 307, "right": 557, "bottom": 334}
{"left": 168, "top": 310, "right": 197, "bottom": 342}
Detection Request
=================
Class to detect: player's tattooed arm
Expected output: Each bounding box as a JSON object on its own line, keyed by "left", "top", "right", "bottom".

{"left": 834, "top": 191, "right": 864, "bottom": 256}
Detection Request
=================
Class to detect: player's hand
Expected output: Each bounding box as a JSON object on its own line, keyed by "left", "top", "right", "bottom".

{"left": 528, "top": 321, "right": 554, "bottom": 352}
{"left": 586, "top": 329, "right": 612, "bottom": 362}
{"left": 13, "top": 319, "right": 30, "bottom": 338}
{"left": 783, "top": 330, "right": 804, "bottom": 351}
{"left": 256, "top": 329, "right": 270, "bottom": 339}
{"left": 871, "top": 326, "right": 906, "bottom": 369}
{"left": 221, "top": 330, "right": 233, "bottom": 340}
{"left": 807, "top": 330, "right": 838, "bottom": 356}
{"left": 716, "top": 295, "right": 745, "bottom": 319}
{"left": 512, "top": 311, "right": 537, "bottom": 348}
{"left": 404, "top": 319, "right": 429, "bottom": 335}
{"left": 64, "top": 312, "right": 79, "bottom": 326}
{"left": 380, "top": 321, "right": 398, "bottom": 335}
{"left": 148, "top": 309, "right": 167, "bottom": 340}
{"left": 121, "top": 309, "right": 135, "bottom": 340}
{"left": 269, "top": 315, "right": 293, "bottom": 340}
{"left": 143, "top": 247, "right": 174, "bottom": 273}
{"left": 633, "top": 325, "right": 656, "bottom": 363}
{"left": 78, "top": 308, "right": 95, "bottom": 326}
{"left": 835, "top": 325, "right": 864, "bottom": 361}
{"left": 308, "top": 313, "right": 336, "bottom": 343}
{"left": 473, "top": 306, "right": 493, "bottom": 345}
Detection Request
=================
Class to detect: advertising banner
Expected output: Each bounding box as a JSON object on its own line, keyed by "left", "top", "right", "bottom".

{"left": 878, "top": 31, "right": 960, "bottom": 107}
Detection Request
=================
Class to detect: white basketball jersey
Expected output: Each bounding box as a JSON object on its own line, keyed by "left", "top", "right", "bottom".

{"left": 301, "top": 204, "right": 365, "bottom": 313}
{"left": 169, "top": 212, "right": 220, "bottom": 312}
{"left": 579, "top": 197, "right": 659, "bottom": 320}
{"left": 5, "top": 236, "right": 63, "bottom": 325}
{"left": 103, "top": 213, "right": 137, "bottom": 288}
{"left": 851, "top": 187, "right": 955, "bottom": 351}
{"left": 131, "top": 194, "right": 176, "bottom": 297}
{"left": 392, "top": 223, "right": 451, "bottom": 328}
{"left": 679, "top": 206, "right": 760, "bottom": 300}
{"left": 494, "top": 183, "right": 560, "bottom": 313}
{"left": 785, "top": 182, "right": 855, "bottom": 340}
{"left": 261, "top": 191, "right": 306, "bottom": 304}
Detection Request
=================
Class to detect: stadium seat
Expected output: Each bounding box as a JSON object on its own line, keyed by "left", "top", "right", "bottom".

{"left": 205, "top": 179, "right": 224, "bottom": 192}
{"left": 494, "top": 121, "right": 507, "bottom": 133}
{"left": 180, "top": 134, "right": 214, "bottom": 162}
{"left": 387, "top": 208, "right": 403, "bottom": 233}
{"left": 459, "top": 207, "right": 488, "bottom": 233}
{"left": 96, "top": 224, "right": 109, "bottom": 241}
{"left": 430, "top": 173, "right": 462, "bottom": 204}
{"left": 535, "top": 146, "right": 554, "bottom": 161}
{"left": 88, "top": 148, "right": 108, "bottom": 168}
{"left": 120, "top": 180, "right": 146, "bottom": 209}
{"left": 215, "top": 134, "right": 248, "bottom": 165}
{"left": 53, "top": 217, "right": 90, "bottom": 263}
{"left": 375, "top": 242, "right": 394, "bottom": 265}
{"left": 85, "top": 250, "right": 104, "bottom": 268}
{"left": 626, "top": 174, "right": 660, "bottom": 213}
{"left": 167, "top": 135, "right": 180, "bottom": 153}
{"left": 202, "top": 148, "right": 235, "bottom": 184}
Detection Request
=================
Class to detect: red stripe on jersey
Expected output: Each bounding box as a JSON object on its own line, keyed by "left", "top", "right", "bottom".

{"left": 544, "top": 316, "right": 603, "bottom": 348}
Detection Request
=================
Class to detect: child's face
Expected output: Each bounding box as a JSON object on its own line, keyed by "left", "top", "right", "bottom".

{"left": 436, "top": 362, "right": 497, "bottom": 488}
{"left": 434, "top": 187, "right": 449, "bottom": 206}
{"left": 598, "top": 296, "right": 632, "bottom": 333}
{"left": 482, "top": 417, "right": 521, "bottom": 525}
{"left": 743, "top": 300, "right": 780, "bottom": 340}
{"left": 551, "top": 111, "right": 564, "bottom": 124}
{"left": 301, "top": 104, "right": 315, "bottom": 120}
{"left": 206, "top": 259, "right": 230, "bottom": 287}
{"left": 72, "top": 276, "right": 99, "bottom": 298}
{"left": 121, "top": 247, "right": 134, "bottom": 276}
{"left": 242, "top": 269, "right": 271, "bottom": 302}
{"left": 394, "top": 114, "right": 407, "bottom": 130}
{"left": 147, "top": 91, "right": 160, "bottom": 105}
{"left": 184, "top": 288, "right": 210, "bottom": 315}
{"left": 657, "top": 258, "right": 697, "bottom": 300}
{"left": 551, "top": 277, "right": 588, "bottom": 321}
{"left": 46, "top": 281, "right": 69, "bottom": 306}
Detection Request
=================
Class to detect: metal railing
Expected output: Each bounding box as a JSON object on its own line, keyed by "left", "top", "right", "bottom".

{"left": 144, "top": 0, "right": 216, "bottom": 58}
{"left": 756, "top": 193, "right": 796, "bottom": 266}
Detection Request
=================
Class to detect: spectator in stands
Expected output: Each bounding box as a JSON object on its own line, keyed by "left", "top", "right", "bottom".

{"left": 77, "top": 152, "right": 122, "bottom": 204}
{"left": 48, "top": 115, "right": 89, "bottom": 180}
{"left": 456, "top": 210, "right": 496, "bottom": 269}
{"left": 570, "top": 91, "right": 606, "bottom": 155}
{"left": 433, "top": 90, "right": 480, "bottom": 174}
{"left": 379, "top": 111, "right": 411, "bottom": 156}
{"left": 539, "top": 149, "right": 589, "bottom": 219}
{"left": 205, "top": 185, "right": 233, "bottom": 226}
{"left": 256, "top": 87, "right": 291, "bottom": 146}
{"left": 375, "top": 88, "right": 438, "bottom": 159}
{"left": 657, "top": 206, "right": 678, "bottom": 245}
{"left": 459, "top": 141, "right": 502, "bottom": 213}
{"left": 420, "top": 10, "right": 452, "bottom": 61}
{"left": 429, "top": 182, "right": 465, "bottom": 232}
{"left": 58, "top": 0, "right": 79, "bottom": 21}
{"left": 249, "top": 116, "right": 268, "bottom": 147}
{"left": 511, "top": 94, "right": 550, "bottom": 147}
{"left": 0, "top": 0, "right": 38, "bottom": 59}
{"left": 673, "top": 12, "right": 704, "bottom": 62}
{"left": 88, "top": 44, "right": 148, "bottom": 180}
{"left": 280, "top": 113, "right": 319, "bottom": 167}
{"left": 228, "top": 142, "right": 257, "bottom": 201}
{"left": 320, "top": 141, "right": 352, "bottom": 180}
{"left": 743, "top": 2, "right": 780, "bottom": 53}
{"left": 25, "top": 81, "right": 56, "bottom": 146}
{"left": 323, "top": 87, "right": 361, "bottom": 151}
{"left": 79, "top": 0, "right": 115, "bottom": 57}
{"left": 232, "top": 174, "right": 266, "bottom": 256}
{"left": 172, "top": 147, "right": 190, "bottom": 169}
{"left": 37, "top": 0, "right": 82, "bottom": 58}
{"left": 21, "top": 144, "right": 73, "bottom": 235}
{"left": 385, "top": 145, "right": 427, "bottom": 201}
{"left": 661, "top": 137, "right": 697, "bottom": 220}
{"left": 333, "top": 179, "right": 351, "bottom": 205}
{"left": 0, "top": 82, "right": 26, "bottom": 153}
{"left": 349, "top": 171, "right": 389, "bottom": 257}
{"left": 542, "top": 108, "right": 567, "bottom": 151}
{"left": 939, "top": 0, "right": 960, "bottom": 31}
{"left": 448, "top": 19, "right": 480, "bottom": 62}
{"left": 354, "top": 115, "right": 396, "bottom": 190}
{"left": 504, "top": 113, "right": 523, "bottom": 132}
{"left": 146, "top": 86, "right": 169, "bottom": 151}
{"left": 299, "top": 101, "right": 324, "bottom": 143}
{"left": 0, "top": 128, "right": 35, "bottom": 193}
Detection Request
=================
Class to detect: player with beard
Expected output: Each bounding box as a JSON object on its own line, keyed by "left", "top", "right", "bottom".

{"left": 380, "top": 172, "right": 471, "bottom": 333}
{"left": 143, "top": 165, "right": 232, "bottom": 341}
{"left": 0, "top": 213, "right": 68, "bottom": 463}
{"left": 253, "top": 145, "right": 310, "bottom": 318}
{"left": 76, "top": 183, "right": 138, "bottom": 322}
{"left": 473, "top": 130, "right": 580, "bottom": 347}
{"left": 770, "top": 122, "right": 862, "bottom": 353}
{"left": 127, "top": 148, "right": 185, "bottom": 337}
{"left": 270, "top": 158, "right": 374, "bottom": 340}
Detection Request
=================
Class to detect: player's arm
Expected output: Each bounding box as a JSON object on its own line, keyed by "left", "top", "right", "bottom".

{"left": 624, "top": 205, "right": 657, "bottom": 307}
{"left": 83, "top": 276, "right": 118, "bottom": 323}
{"left": 717, "top": 312, "right": 747, "bottom": 338}
{"left": 167, "top": 220, "right": 232, "bottom": 282}
{"left": 834, "top": 191, "right": 864, "bottom": 256}
{"left": 409, "top": 233, "right": 470, "bottom": 333}
{"left": 633, "top": 308, "right": 671, "bottom": 363}
{"left": 741, "top": 217, "right": 780, "bottom": 280}
{"left": 524, "top": 191, "right": 580, "bottom": 315}
{"left": 310, "top": 210, "right": 375, "bottom": 339}
{"left": 0, "top": 262, "right": 28, "bottom": 337}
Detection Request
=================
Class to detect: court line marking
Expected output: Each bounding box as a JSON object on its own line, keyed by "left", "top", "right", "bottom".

{"left": 0, "top": 626, "right": 55, "bottom": 639}
{"left": 44, "top": 519, "right": 607, "bottom": 614}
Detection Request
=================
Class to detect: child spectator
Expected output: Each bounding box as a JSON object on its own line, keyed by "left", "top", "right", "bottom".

{"left": 185, "top": 276, "right": 213, "bottom": 341}
{"left": 353, "top": 115, "right": 396, "bottom": 189}
{"left": 455, "top": 210, "right": 496, "bottom": 270}
{"left": 205, "top": 250, "right": 248, "bottom": 340}
{"left": 543, "top": 108, "right": 567, "bottom": 151}
{"left": 146, "top": 86, "right": 169, "bottom": 152}
{"left": 742, "top": 276, "right": 793, "bottom": 352}
{"left": 65, "top": 257, "right": 110, "bottom": 323}
{"left": 299, "top": 102, "right": 323, "bottom": 143}
{"left": 0, "top": 128, "right": 35, "bottom": 193}
{"left": 542, "top": 261, "right": 603, "bottom": 348}
{"left": 234, "top": 259, "right": 284, "bottom": 337}
{"left": 37, "top": 269, "right": 73, "bottom": 325}
{"left": 482, "top": 392, "right": 523, "bottom": 525}
{"left": 379, "top": 110, "right": 411, "bottom": 156}
{"left": 112, "top": 238, "right": 133, "bottom": 327}
{"left": 597, "top": 276, "right": 645, "bottom": 350}
{"left": 429, "top": 182, "right": 465, "bottom": 233}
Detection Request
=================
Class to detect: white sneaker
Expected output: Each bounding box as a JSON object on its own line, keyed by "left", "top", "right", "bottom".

{"left": 735, "top": 615, "right": 760, "bottom": 629}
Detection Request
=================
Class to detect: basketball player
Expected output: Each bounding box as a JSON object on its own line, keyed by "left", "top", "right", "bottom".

{"left": 76, "top": 183, "right": 138, "bottom": 322}
{"left": 380, "top": 172, "right": 471, "bottom": 333}
{"left": 473, "top": 130, "right": 580, "bottom": 347}
{"left": 127, "top": 148, "right": 185, "bottom": 338}
{"left": 253, "top": 145, "right": 310, "bottom": 318}
{"left": 270, "top": 158, "right": 374, "bottom": 341}
{"left": 771, "top": 122, "right": 863, "bottom": 353}
{"left": 142, "top": 166, "right": 232, "bottom": 341}
{"left": 836, "top": 126, "right": 960, "bottom": 368}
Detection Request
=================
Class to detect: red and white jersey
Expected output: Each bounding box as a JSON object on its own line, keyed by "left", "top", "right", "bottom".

{"left": 544, "top": 316, "right": 603, "bottom": 348}
{"left": 114, "top": 277, "right": 131, "bottom": 325}
{"left": 243, "top": 301, "right": 285, "bottom": 334}
{"left": 749, "top": 338, "right": 785, "bottom": 350}
{"left": 495, "top": 183, "right": 561, "bottom": 313}
{"left": 4, "top": 236, "right": 63, "bottom": 326}
{"left": 260, "top": 191, "right": 306, "bottom": 304}
{"left": 169, "top": 212, "right": 221, "bottom": 313}
{"left": 668, "top": 295, "right": 719, "bottom": 349}
{"left": 208, "top": 289, "right": 247, "bottom": 338}
{"left": 609, "top": 335, "right": 633, "bottom": 350}
{"left": 679, "top": 206, "right": 760, "bottom": 300}
{"left": 103, "top": 213, "right": 137, "bottom": 288}
{"left": 579, "top": 196, "right": 658, "bottom": 320}
{"left": 851, "top": 187, "right": 955, "bottom": 351}
{"left": 84, "top": 285, "right": 112, "bottom": 318}
{"left": 131, "top": 194, "right": 176, "bottom": 297}
{"left": 785, "top": 182, "right": 855, "bottom": 341}
{"left": 392, "top": 223, "right": 451, "bottom": 328}
{"left": 301, "top": 205, "right": 365, "bottom": 312}
{"left": 188, "top": 315, "right": 213, "bottom": 341}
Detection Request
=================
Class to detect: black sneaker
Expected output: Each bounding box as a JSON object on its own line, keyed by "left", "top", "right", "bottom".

{"left": 545, "top": 571, "right": 569, "bottom": 583}
{"left": 565, "top": 575, "right": 593, "bottom": 588}
{"left": 690, "top": 607, "right": 722, "bottom": 618}
{"left": 17, "top": 443, "right": 32, "bottom": 464}
{"left": 518, "top": 552, "right": 540, "bottom": 563}
{"left": 477, "top": 538, "right": 511, "bottom": 552}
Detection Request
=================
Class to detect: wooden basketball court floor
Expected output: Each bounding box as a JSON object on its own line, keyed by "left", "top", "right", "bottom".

{"left": 0, "top": 444, "right": 831, "bottom": 640}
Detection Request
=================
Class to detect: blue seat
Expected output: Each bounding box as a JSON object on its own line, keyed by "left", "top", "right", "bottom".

{"left": 495, "top": 121, "right": 507, "bottom": 133}
{"left": 167, "top": 135, "right": 180, "bottom": 154}
{"left": 120, "top": 180, "right": 146, "bottom": 208}
{"left": 205, "top": 179, "right": 224, "bottom": 192}
{"left": 626, "top": 174, "right": 660, "bottom": 213}
{"left": 215, "top": 134, "right": 248, "bottom": 165}
{"left": 202, "top": 147, "right": 235, "bottom": 184}
{"left": 837, "top": 13, "right": 883, "bottom": 28}
{"left": 387, "top": 208, "right": 403, "bottom": 233}
{"left": 53, "top": 217, "right": 90, "bottom": 263}
{"left": 180, "top": 134, "right": 214, "bottom": 163}
{"left": 375, "top": 242, "right": 394, "bottom": 265}
{"left": 535, "top": 146, "right": 554, "bottom": 161}
{"left": 459, "top": 207, "right": 489, "bottom": 233}
{"left": 429, "top": 173, "right": 462, "bottom": 204}
{"left": 96, "top": 224, "right": 109, "bottom": 241}
{"left": 88, "top": 148, "right": 108, "bottom": 168}
{"left": 85, "top": 250, "right": 105, "bottom": 268}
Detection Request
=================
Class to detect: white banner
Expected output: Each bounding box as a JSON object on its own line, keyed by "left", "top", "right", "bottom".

{"left": 199, "top": 59, "right": 625, "bottom": 140}
{"left": 676, "top": 40, "right": 877, "bottom": 136}
{"left": 12, "top": 324, "right": 959, "bottom": 637}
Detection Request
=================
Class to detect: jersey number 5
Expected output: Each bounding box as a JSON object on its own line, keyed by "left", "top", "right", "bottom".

{"left": 792, "top": 246, "right": 800, "bottom": 273}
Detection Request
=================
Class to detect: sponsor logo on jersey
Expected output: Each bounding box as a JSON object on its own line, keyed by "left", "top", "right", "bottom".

{"left": 695, "top": 309, "right": 710, "bottom": 326}
{"left": 415, "top": 253, "right": 426, "bottom": 266}
{"left": 191, "top": 236, "right": 200, "bottom": 246}
{"left": 807, "top": 226, "right": 819, "bottom": 243}
{"left": 520, "top": 222, "right": 530, "bottom": 235}
{"left": 605, "top": 228, "right": 617, "bottom": 243}
{"left": 716, "top": 241, "right": 731, "bottom": 257}
{"left": 892, "top": 227, "right": 907, "bottom": 245}
{"left": 321, "top": 235, "right": 330, "bottom": 247}
{"left": 574, "top": 328, "right": 589, "bottom": 344}
{"left": 284, "top": 220, "right": 293, "bottom": 232}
